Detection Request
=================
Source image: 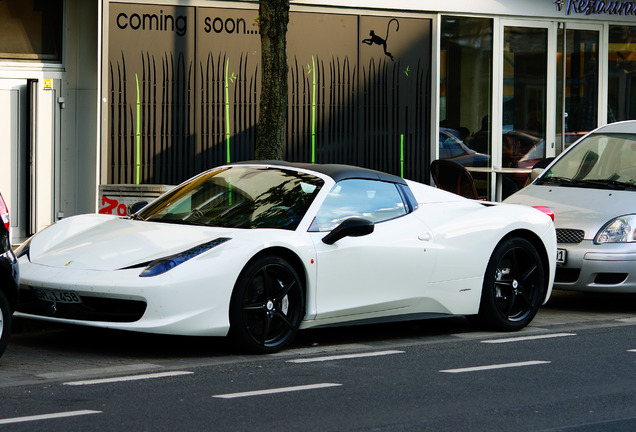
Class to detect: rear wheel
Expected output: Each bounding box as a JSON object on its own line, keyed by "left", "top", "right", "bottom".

{"left": 0, "top": 291, "right": 11, "bottom": 357}
{"left": 229, "top": 255, "right": 304, "bottom": 354}
{"left": 476, "top": 237, "right": 545, "bottom": 331}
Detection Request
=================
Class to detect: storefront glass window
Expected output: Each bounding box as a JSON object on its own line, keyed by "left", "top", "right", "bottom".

{"left": 0, "top": 0, "right": 62, "bottom": 61}
{"left": 440, "top": 17, "right": 493, "bottom": 198}
{"left": 501, "top": 26, "right": 548, "bottom": 197}
{"left": 608, "top": 26, "right": 636, "bottom": 122}
{"left": 557, "top": 28, "right": 599, "bottom": 151}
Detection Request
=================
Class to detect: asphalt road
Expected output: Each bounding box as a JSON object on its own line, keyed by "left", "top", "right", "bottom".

{"left": 1, "top": 290, "right": 636, "bottom": 431}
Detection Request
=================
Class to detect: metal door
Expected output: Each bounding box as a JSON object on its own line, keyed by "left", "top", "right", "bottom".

{"left": 0, "top": 79, "right": 28, "bottom": 243}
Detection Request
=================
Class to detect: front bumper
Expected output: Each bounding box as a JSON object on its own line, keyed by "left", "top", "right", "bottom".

{"left": 16, "top": 257, "right": 238, "bottom": 337}
{"left": 554, "top": 240, "right": 636, "bottom": 293}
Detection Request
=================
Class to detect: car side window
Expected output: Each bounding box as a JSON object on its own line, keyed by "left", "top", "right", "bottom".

{"left": 309, "top": 179, "right": 408, "bottom": 232}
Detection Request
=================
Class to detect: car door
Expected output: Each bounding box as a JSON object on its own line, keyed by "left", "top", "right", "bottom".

{"left": 309, "top": 179, "right": 437, "bottom": 320}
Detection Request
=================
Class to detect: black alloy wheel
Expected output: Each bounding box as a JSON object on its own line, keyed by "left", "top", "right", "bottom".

{"left": 477, "top": 237, "right": 545, "bottom": 331}
{"left": 229, "top": 255, "right": 304, "bottom": 354}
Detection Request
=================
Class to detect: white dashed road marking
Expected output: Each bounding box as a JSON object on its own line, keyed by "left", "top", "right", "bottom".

{"left": 440, "top": 360, "right": 551, "bottom": 374}
{"left": 213, "top": 383, "right": 342, "bottom": 399}
{"left": 64, "top": 371, "right": 193, "bottom": 386}
{"left": 287, "top": 350, "right": 405, "bottom": 363}
{"left": 482, "top": 333, "right": 576, "bottom": 344}
{"left": 0, "top": 410, "right": 101, "bottom": 425}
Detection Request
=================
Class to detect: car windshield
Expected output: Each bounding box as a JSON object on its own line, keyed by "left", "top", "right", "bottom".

{"left": 537, "top": 133, "right": 636, "bottom": 190}
{"left": 135, "top": 166, "right": 324, "bottom": 230}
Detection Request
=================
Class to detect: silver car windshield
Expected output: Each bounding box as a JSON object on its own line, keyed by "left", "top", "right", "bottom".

{"left": 136, "top": 166, "right": 324, "bottom": 230}
{"left": 538, "top": 133, "right": 636, "bottom": 190}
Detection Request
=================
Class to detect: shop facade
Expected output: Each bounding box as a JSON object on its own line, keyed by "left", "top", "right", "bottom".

{"left": 0, "top": 0, "right": 98, "bottom": 243}
{"left": 1, "top": 0, "right": 635, "bottom": 243}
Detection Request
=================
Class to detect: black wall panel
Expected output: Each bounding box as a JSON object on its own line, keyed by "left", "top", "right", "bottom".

{"left": 108, "top": 4, "right": 431, "bottom": 185}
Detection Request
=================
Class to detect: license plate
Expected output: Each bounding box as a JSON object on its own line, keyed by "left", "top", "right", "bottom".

{"left": 31, "top": 287, "right": 82, "bottom": 304}
{"left": 556, "top": 248, "right": 567, "bottom": 265}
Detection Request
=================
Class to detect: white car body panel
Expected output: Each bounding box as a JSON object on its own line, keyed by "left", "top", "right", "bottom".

{"left": 309, "top": 214, "right": 437, "bottom": 321}
{"left": 409, "top": 180, "right": 555, "bottom": 300}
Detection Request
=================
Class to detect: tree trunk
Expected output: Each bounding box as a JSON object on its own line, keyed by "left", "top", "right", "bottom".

{"left": 255, "top": 0, "right": 289, "bottom": 160}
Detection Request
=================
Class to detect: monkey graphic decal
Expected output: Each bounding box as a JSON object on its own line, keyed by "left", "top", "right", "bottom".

{"left": 361, "top": 18, "right": 399, "bottom": 61}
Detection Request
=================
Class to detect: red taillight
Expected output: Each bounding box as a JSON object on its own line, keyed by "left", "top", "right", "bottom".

{"left": 533, "top": 206, "right": 554, "bottom": 221}
{"left": 0, "top": 193, "right": 9, "bottom": 232}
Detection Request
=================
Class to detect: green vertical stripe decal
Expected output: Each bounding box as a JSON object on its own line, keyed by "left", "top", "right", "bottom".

{"left": 400, "top": 134, "right": 405, "bottom": 178}
{"left": 311, "top": 56, "right": 316, "bottom": 164}
{"left": 135, "top": 73, "right": 141, "bottom": 185}
{"left": 225, "top": 59, "right": 231, "bottom": 164}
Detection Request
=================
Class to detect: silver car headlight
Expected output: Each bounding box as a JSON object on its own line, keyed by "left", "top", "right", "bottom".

{"left": 595, "top": 215, "right": 636, "bottom": 244}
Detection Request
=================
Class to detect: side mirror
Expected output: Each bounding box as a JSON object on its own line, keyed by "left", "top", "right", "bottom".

{"left": 525, "top": 157, "right": 555, "bottom": 187}
{"left": 321, "top": 217, "right": 374, "bottom": 245}
{"left": 527, "top": 167, "right": 545, "bottom": 183}
{"left": 128, "top": 201, "right": 149, "bottom": 215}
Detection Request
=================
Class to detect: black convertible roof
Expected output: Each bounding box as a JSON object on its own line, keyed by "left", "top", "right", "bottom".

{"left": 233, "top": 160, "right": 407, "bottom": 184}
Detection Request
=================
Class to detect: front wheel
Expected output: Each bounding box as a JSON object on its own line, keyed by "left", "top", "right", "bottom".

{"left": 475, "top": 237, "right": 545, "bottom": 331}
{"left": 229, "top": 255, "right": 305, "bottom": 354}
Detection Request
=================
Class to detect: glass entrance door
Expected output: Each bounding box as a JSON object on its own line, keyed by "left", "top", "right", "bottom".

{"left": 557, "top": 24, "right": 602, "bottom": 153}
{"left": 438, "top": 16, "right": 493, "bottom": 199}
{"left": 501, "top": 25, "right": 549, "bottom": 197}
{"left": 494, "top": 21, "right": 556, "bottom": 200}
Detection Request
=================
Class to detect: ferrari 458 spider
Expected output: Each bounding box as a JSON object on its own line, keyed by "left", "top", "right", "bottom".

{"left": 16, "top": 162, "right": 556, "bottom": 353}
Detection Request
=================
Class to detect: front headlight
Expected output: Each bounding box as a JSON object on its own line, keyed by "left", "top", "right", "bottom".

{"left": 595, "top": 215, "right": 636, "bottom": 244}
{"left": 139, "top": 237, "right": 231, "bottom": 277}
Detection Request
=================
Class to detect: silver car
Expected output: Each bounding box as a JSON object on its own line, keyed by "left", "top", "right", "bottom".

{"left": 505, "top": 120, "right": 636, "bottom": 293}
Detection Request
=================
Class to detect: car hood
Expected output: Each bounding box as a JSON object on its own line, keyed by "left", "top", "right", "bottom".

{"left": 28, "top": 214, "right": 239, "bottom": 271}
{"left": 505, "top": 184, "right": 635, "bottom": 238}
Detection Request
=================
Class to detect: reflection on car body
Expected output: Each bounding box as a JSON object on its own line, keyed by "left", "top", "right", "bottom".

{"left": 439, "top": 128, "right": 490, "bottom": 167}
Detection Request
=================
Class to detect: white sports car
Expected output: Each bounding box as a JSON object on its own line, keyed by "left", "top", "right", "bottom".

{"left": 16, "top": 162, "right": 556, "bottom": 353}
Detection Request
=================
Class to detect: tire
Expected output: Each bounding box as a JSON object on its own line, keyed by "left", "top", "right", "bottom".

{"left": 229, "top": 255, "right": 304, "bottom": 354}
{"left": 475, "top": 237, "right": 545, "bottom": 331}
{"left": 0, "top": 291, "right": 11, "bottom": 358}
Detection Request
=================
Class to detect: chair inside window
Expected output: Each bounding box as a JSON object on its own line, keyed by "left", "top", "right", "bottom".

{"left": 430, "top": 159, "right": 480, "bottom": 200}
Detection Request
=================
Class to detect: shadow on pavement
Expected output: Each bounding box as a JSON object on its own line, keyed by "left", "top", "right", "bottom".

{"left": 545, "top": 290, "right": 636, "bottom": 314}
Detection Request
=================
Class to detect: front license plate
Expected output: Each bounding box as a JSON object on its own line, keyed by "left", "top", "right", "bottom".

{"left": 556, "top": 248, "right": 567, "bottom": 265}
{"left": 31, "top": 287, "right": 82, "bottom": 304}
